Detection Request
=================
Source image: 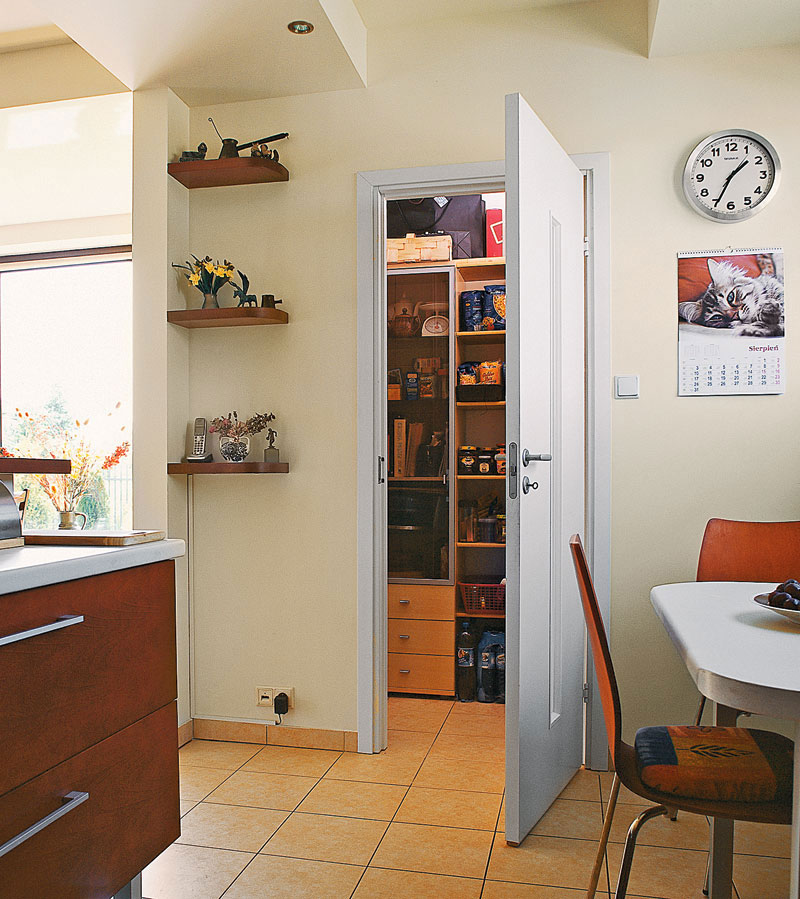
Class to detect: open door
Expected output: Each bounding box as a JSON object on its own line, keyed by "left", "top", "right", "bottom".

{"left": 505, "top": 93, "right": 586, "bottom": 844}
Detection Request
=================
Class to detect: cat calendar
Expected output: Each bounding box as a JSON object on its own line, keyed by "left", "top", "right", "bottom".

{"left": 677, "top": 247, "right": 785, "bottom": 397}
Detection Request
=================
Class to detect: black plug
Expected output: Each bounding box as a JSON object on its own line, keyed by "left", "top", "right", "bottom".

{"left": 274, "top": 692, "right": 290, "bottom": 716}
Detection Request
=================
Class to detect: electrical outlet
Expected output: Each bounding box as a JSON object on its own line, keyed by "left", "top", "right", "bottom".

{"left": 256, "top": 686, "right": 274, "bottom": 707}
{"left": 273, "top": 686, "right": 295, "bottom": 710}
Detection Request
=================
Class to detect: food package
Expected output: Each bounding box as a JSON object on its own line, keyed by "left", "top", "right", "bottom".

{"left": 482, "top": 285, "right": 506, "bottom": 330}
{"left": 460, "top": 290, "right": 483, "bottom": 332}
{"left": 457, "top": 362, "right": 480, "bottom": 385}
{"left": 479, "top": 361, "right": 503, "bottom": 385}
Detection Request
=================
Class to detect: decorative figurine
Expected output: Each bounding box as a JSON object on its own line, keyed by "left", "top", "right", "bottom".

{"left": 261, "top": 294, "right": 283, "bottom": 309}
{"left": 179, "top": 142, "right": 208, "bottom": 162}
{"left": 263, "top": 427, "right": 280, "bottom": 464}
{"left": 207, "top": 117, "right": 289, "bottom": 160}
{"left": 232, "top": 271, "right": 258, "bottom": 307}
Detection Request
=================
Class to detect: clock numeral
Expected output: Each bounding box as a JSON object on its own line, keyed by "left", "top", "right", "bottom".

{"left": 700, "top": 158, "right": 713, "bottom": 168}
{"left": 754, "top": 186, "right": 762, "bottom": 194}
{"left": 725, "top": 141, "right": 738, "bottom": 152}
{"left": 755, "top": 155, "right": 763, "bottom": 164}
{"left": 744, "top": 196, "right": 752, "bottom": 206}
{"left": 711, "top": 147, "right": 720, "bottom": 157}
{"left": 700, "top": 189, "right": 709, "bottom": 197}
{"left": 759, "top": 170, "right": 768, "bottom": 179}
{"left": 726, "top": 202, "right": 736, "bottom": 211}
{"left": 695, "top": 173, "right": 704, "bottom": 182}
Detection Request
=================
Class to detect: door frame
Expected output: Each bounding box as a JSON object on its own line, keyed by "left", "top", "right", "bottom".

{"left": 356, "top": 157, "right": 611, "bottom": 766}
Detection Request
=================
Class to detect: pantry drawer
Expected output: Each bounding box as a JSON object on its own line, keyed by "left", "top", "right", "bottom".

{"left": 0, "top": 560, "right": 177, "bottom": 796}
{"left": 388, "top": 652, "right": 454, "bottom": 693}
{"left": 388, "top": 618, "right": 454, "bottom": 655}
{"left": 0, "top": 701, "right": 179, "bottom": 899}
{"left": 388, "top": 584, "right": 454, "bottom": 620}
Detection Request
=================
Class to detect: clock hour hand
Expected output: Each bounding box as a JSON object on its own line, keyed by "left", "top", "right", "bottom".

{"left": 713, "top": 159, "right": 749, "bottom": 207}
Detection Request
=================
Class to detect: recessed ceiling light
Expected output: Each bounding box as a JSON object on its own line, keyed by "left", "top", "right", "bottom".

{"left": 288, "top": 21, "right": 314, "bottom": 34}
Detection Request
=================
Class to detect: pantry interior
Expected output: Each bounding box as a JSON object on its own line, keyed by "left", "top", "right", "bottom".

{"left": 386, "top": 193, "right": 507, "bottom": 739}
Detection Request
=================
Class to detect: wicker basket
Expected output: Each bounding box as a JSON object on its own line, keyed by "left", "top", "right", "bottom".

{"left": 387, "top": 233, "right": 452, "bottom": 264}
{"left": 460, "top": 582, "right": 506, "bottom": 614}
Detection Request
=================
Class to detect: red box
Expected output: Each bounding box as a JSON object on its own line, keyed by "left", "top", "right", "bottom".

{"left": 486, "top": 208, "right": 503, "bottom": 257}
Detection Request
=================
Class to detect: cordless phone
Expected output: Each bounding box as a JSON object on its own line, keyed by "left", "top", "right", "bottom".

{"left": 186, "top": 418, "right": 213, "bottom": 462}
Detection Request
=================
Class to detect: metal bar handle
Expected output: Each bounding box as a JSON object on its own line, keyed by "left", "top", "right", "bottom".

{"left": 522, "top": 450, "right": 552, "bottom": 466}
{"left": 0, "top": 791, "right": 89, "bottom": 859}
{"left": 0, "top": 614, "right": 84, "bottom": 648}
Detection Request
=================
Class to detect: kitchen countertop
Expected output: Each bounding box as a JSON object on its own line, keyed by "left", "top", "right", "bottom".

{"left": 0, "top": 539, "right": 185, "bottom": 596}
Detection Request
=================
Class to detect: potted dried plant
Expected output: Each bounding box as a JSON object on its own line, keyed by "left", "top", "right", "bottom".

{"left": 209, "top": 410, "right": 276, "bottom": 463}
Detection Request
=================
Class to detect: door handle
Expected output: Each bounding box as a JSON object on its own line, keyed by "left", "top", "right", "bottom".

{"left": 0, "top": 791, "right": 89, "bottom": 859}
{"left": 522, "top": 450, "right": 552, "bottom": 466}
{"left": 398, "top": 634, "right": 410, "bottom": 639}
{"left": 0, "top": 614, "right": 84, "bottom": 648}
{"left": 377, "top": 455, "right": 385, "bottom": 484}
{"left": 398, "top": 599, "right": 410, "bottom": 605}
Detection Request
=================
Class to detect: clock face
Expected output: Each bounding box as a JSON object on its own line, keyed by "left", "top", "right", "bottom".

{"left": 683, "top": 130, "right": 781, "bottom": 223}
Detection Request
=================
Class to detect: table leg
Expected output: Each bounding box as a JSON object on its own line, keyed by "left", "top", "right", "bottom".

{"left": 708, "top": 703, "right": 737, "bottom": 899}
{"left": 790, "top": 723, "right": 800, "bottom": 899}
{"left": 112, "top": 873, "right": 142, "bottom": 899}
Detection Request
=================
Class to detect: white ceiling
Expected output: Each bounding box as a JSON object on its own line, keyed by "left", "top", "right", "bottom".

{"left": 353, "top": 0, "right": 587, "bottom": 29}
{"left": 0, "top": 0, "right": 69, "bottom": 53}
{"left": 648, "top": 0, "right": 800, "bottom": 57}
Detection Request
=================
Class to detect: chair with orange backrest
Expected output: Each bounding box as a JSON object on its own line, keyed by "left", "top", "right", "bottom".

{"left": 693, "top": 518, "right": 800, "bottom": 725}
{"left": 569, "top": 534, "right": 793, "bottom": 899}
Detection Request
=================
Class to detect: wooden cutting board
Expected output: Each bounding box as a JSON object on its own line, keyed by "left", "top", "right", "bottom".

{"left": 24, "top": 530, "right": 166, "bottom": 546}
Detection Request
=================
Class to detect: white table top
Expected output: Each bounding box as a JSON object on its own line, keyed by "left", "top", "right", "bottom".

{"left": 651, "top": 581, "right": 800, "bottom": 720}
{"left": 0, "top": 539, "right": 185, "bottom": 596}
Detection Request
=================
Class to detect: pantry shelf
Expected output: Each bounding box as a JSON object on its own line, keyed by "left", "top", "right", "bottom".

{"left": 455, "top": 330, "right": 507, "bottom": 343}
{"left": 456, "top": 607, "right": 506, "bottom": 619}
{"left": 457, "top": 475, "right": 505, "bottom": 481}
{"left": 457, "top": 542, "right": 506, "bottom": 548}
{"left": 167, "top": 308, "right": 288, "bottom": 328}
{"left": 456, "top": 401, "right": 506, "bottom": 408}
{"left": 454, "top": 257, "right": 505, "bottom": 269}
{"left": 388, "top": 477, "right": 444, "bottom": 483}
{"left": 167, "top": 462, "right": 289, "bottom": 474}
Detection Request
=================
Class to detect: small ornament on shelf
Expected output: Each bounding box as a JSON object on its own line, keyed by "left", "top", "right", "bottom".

{"left": 209, "top": 410, "right": 277, "bottom": 464}
{"left": 172, "top": 255, "right": 235, "bottom": 309}
{"left": 263, "top": 427, "right": 279, "bottom": 464}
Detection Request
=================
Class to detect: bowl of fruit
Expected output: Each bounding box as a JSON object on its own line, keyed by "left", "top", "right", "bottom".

{"left": 754, "top": 580, "right": 800, "bottom": 626}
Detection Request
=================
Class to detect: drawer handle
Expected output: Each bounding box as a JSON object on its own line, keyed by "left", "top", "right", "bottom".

{"left": 0, "top": 791, "right": 89, "bottom": 859}
{"left": 398, "top": 599, "right": 410, "bottom": 605}
{"left": 0, "top": 614, "right": 84, "bottom": 648}
{"left": 398, "top": 634, "right": 410, "bottom": 639}
{"left": 399, "top": 669, "right": 410, "bottom": 674}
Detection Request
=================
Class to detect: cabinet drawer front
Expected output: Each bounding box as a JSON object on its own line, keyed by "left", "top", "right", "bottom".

{"left": 388, "top": 584, "right": 454, "bottom": 620}
{"left": 388, "top": 619, "right": 454, "bottom": 655}
{"left": 388, "top": 652, "right": 454, "bottom": 692}
{"left": 0, "top": 702, "right": 179, "bottom": 899}
{"left": 0, "top": 560, "right": 177, "bottom": 795}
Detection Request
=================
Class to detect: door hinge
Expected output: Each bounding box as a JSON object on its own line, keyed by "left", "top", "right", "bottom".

{"left": 582, "top": 682, "right": 590, "bottom": 703}
{"left": 583, "top": 237, "right": 590, "bottom": 258}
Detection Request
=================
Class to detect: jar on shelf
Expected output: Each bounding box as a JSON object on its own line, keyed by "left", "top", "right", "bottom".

{"left": 496, "top": 514, "right": 506, "bottom": 543}
{"left": 478, "top": 516, "right": 498, "bottom": 544}
{"left": 458, "top": 446, "right": 478, "bottom": 475}
{"left": 494, "top": 446, "right": 506, "bottom": 476}
{"left": 477, "top": 449, "right": 494, "bottom": 475}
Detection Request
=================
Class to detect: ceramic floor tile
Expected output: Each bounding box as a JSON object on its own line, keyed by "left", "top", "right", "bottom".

{"left": 176, "top": 802, "right": 289, "bottom": 852}
{"left": 394, "top": 786, "right": 502, "bottom": 830}
{"left": 260, "top": 812, "right": 388, "bottom": 865}
{"left": 598, "top": 770, "right": 646, "bottom": 805}
{"left": 180, "top": 800, "right": 198, "bottom": 816}
{"left": 605, "top": 842, "right": 710, "bottom": 898}
{"left": 413, "top": 754, "right": 505, "bottom": 793}
{"left": 353, "top": 867, "right": 483, "bottom": 898}
{"left": 446, "top": 701, "right": 506, "bottom": 721}
{"left": 608, "top": 803, "right": 709, "bottom": 851}
{"left": 385, "top": 728, "right": 437, "bottom": 753}
{"left": 297, "top": 778, "right": 407, "bottom": 821}
{"left": 486, "top": 833, "right": 603, "bottom": 889}
{"left": 179, "top": 766, "right": 232, "bottom": 802}
{"left": 441, "top": 710, "right": 505, "bottom": 738}
{"left": 222, "top": 854, "right": 364, "bottom": 899}
{"left": 557, "top": 769, "right": 603, "bottom": 803}
{"left": 733, "top": 852, "right": 791, "bottom": 899}
{"left": 178, "top": 739, "right": 262, "bottom": 770}
{"left": 205, "top": 770, "right": 318, "bottom": 811}
{"left": 141, "top": 843, "right": 253, "bottom": 899}
{"left": 734, "top": 820, "right": 791, "bottom": 858}
{"left": 531, "top": 799, "right": 603, "bottom": 842}
{"left": 428, "top": 732, "right": 505, "bottom": 763}
{"left": 370, "top": 821, "right": 494, "bottom": 878}
{"left": 482, "top": 885, "right": 613, "bottom": 898}
{"left": 324, "top": 735, "right": 430, "bottom": 786}
{"left": 388, "top": 696, "right": 454, "bottom": 733}
{"left": 241, "top": 745, "right": 342, "bottom": 777}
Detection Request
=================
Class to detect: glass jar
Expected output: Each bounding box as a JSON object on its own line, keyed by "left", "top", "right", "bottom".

{"left": 478, "top": 516, "right": 497, "bottom": 544}
{"left": 477, "top": 449, "right": 494, "bottom": 475}
{"left": 458, "top": 446, "right": 478, "bottom": 475}
{"left": 496, "top": 514, "right": 506, "bottom": 543}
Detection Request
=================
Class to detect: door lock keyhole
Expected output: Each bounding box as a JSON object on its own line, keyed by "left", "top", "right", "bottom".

{"left": 522, "top": 477, "right": 538, "bottom": 494}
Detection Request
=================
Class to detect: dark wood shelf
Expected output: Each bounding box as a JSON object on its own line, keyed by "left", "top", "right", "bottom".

{"left": 456, "top": 608, "right": 505, "bottom": 619}
{"left": 0, "top": 458, "right": 71, "bottom": 474}
{"left": 167, "top": 307, "right": 288, "bottom": 329}
{"left": 167, "top": 156, "right": 289, "bottom": 189}
{"left": 168, "top": 462, "right": 289, "bottom": 475}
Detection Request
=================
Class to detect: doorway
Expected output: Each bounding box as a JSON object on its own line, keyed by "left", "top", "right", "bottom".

{"left": 357, "top": 147, "right": 611, "bottom": 839}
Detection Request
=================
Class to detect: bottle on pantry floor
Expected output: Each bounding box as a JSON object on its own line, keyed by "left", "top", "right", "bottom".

{"left": 456, "top": 620, "right": 478, "bottom": 702}
{"left": 477, "top": 629, "right": 505, "bottom": 703}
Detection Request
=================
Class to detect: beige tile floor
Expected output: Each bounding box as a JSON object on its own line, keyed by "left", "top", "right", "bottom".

{"left": 144, "top": 697, "right": 791, "bottom": 898}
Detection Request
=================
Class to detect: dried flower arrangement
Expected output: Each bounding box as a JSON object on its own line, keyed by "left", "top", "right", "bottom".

{"left": 209, "top": 411, "right": 276, "bottom": 440}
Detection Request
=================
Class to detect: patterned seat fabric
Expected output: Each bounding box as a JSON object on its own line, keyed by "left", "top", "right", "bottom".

{"left": 635, "top": 726, "right": 793, "bottom": 803}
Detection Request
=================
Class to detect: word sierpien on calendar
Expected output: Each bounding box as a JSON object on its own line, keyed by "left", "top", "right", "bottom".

{"left": 677, "top": 247, "right": 785, "bottom": 396}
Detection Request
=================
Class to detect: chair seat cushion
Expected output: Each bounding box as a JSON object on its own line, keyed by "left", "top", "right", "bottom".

{"left": 635, "top": 726, "right": 793, "bottom": 803}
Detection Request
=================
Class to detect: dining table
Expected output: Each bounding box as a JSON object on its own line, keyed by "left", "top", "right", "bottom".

{"left": 651, "top": 580, "right": 800, "bottom": 899}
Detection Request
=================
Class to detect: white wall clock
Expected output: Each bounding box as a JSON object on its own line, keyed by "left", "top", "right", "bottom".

{"left": 682, "top": 129, "right": 781, "bottom": 223}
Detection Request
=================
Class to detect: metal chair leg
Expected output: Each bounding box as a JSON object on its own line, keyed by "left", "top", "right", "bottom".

{"left": 614, "top": 805, "right": 669, "bottom": 899}
{"left": 703, "top": 845, "right": 710, "bottom": 896}
{"left": 587, "top": 773, "right": 620, "bottom": 899}
{"left": 695, "top": 694, "right": 706, "bottom": 726}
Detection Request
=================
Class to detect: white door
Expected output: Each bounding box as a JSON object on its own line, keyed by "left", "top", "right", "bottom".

{"left": 505, "top": 93, "right": 586, "bottom": 844}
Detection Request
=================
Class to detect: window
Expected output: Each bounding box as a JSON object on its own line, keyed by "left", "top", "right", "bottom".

{"left": 0, "top": 254, "right": 133, "bottom": 529}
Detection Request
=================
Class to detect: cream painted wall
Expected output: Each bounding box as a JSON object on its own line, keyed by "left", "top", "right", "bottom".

{"left": 181, "top": 0, "right": 800, "bottom": 737}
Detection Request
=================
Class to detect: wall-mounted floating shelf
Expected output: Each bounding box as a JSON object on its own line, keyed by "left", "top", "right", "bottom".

{"left": 167, "top": 308, "right": 288, "bottom": 329}
{"left": 168, "top": 462, "right": 289, "bottom": 475}
{"left": 0, "top": 458, "right": 71, "bottom": 474}
{"left": 167, "top": 156, "right": 289, "bottom": 189}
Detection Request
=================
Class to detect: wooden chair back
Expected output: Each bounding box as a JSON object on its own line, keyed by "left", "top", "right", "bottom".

{"left": 697, "top": 518, "right": 800, "bottom": 583}
{"left": 569, "top": 534, "right": 621, "bottom": 767}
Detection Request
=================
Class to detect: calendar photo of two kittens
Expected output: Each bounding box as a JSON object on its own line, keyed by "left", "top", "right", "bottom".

{"left": 678, "top": 250, "right": 784, "bottom": 338}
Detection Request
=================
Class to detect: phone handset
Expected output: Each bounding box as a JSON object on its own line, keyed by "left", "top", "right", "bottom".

{"left": 186, "top": 418, "right": 213, "bottom": 462}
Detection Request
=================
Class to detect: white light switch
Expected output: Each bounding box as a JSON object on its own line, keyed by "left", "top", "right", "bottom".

{"left": 614, "top": 375, "right": 639, "bottom": 399}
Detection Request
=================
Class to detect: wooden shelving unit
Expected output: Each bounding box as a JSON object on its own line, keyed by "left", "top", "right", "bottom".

{"left": 167, "top": 308, "right": 288, "bottom": 329}
{"left": 456, "top": 401, "right": 506, "bottom": 408}
{"left": 455, "top": 330, "right": 506, "bottom": 343}
{"left": 168, "top": 462, "right": 289, "bottom": 475}
{"left": 457, "top": 542, "right": 506, "bottom": 548}
{"left": 456, "top": 607, "right": 505, "bottom": 620}
{"left": 168, "top": 156, "right": 289, "bottom": 189}
{"left": 389, "top": 477, "right": 444, "bottom": 483}
{"left": 457, "top": 475, "right": 504, "bottom": 481}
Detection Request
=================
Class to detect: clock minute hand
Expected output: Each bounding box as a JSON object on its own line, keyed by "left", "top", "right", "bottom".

{"left": 713, "top": 159, "right": 749, "bottom": 207}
